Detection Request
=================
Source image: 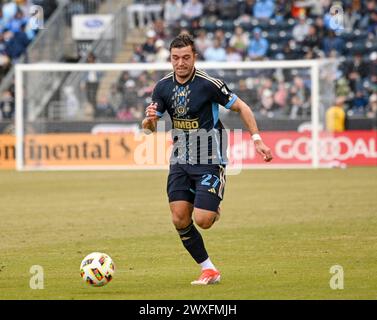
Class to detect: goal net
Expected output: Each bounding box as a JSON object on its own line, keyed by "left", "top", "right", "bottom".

{"left": 15, "top": 60, "right": 339, "bottom": 171}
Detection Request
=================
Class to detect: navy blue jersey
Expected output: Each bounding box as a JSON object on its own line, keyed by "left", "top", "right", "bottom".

{"left": 152, "top": 68, "right": 238, "bottom": 164}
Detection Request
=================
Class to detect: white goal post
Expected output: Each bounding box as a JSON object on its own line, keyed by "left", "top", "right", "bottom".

{"left": 15, "top": 60, "right": 332, "bottom": 171}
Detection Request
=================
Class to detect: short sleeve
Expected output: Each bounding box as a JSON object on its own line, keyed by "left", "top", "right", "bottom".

{"left": 209, "top": 80, "right": 238, "bottom": 109}
{"left": 151, "top": 81, "right": 167, "bottom": 117}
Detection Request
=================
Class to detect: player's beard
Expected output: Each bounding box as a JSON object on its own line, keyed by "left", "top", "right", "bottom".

{"left": 175, "top": 66, "right": 194, "bottom": 81}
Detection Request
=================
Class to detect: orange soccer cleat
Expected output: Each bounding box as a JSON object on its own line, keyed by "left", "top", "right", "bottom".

{"left": 191, "top": 269, "right": 221, "bottom": 285}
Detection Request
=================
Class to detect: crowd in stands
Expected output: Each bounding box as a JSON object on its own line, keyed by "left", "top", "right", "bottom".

{"left": 0, "top": 0, "right": 59, "bottom": 120}
{"left": 0, "top": 0, "right": 106, "bottom": 121}
{"left": 114, "top": 0, "right": 377, "bottom": 127}
{"left": 0, "top": 0, "right": 376, "bottom": 128}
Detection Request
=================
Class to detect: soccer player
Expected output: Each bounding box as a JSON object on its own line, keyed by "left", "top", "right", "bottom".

{"left": 142, "top": 34, "right": 272, "bottom": 285}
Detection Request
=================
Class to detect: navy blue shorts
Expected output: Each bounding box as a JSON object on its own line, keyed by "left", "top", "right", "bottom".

{"left": 167, "top": 164, "right": 226, "bottom": 212}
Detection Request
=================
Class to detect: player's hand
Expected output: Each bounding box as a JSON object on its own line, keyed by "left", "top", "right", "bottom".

{"left": 145, "top": 102, "right": 159, "bottom": 121}
{"left": 254, "top": 140, "right": 273, "bottom": 162}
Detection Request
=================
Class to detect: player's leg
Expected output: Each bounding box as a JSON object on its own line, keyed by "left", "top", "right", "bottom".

{"left": 193, "top": 165, "right": 225, "bottom": 229}
{"left": 193, "top": 197, "right": 221, "bottom": 230}
{"left": 187, "top": 192, "right": 221, "bottom": 284}
{"left": 189, "top": 165, "right": 226, "bottom": 285}
{"left": 169, "top": 193, "right": 211, "bottom": 271}
{"left": 167, "top": 165, "right": 212, "bottom": 278}
{"left": 169, "top": 199, "right": 193, "bottom": 230}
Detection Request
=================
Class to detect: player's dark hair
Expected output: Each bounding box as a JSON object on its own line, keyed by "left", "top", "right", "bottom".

{"left": 169, "top": 34, "right": 196, "bottom": 54}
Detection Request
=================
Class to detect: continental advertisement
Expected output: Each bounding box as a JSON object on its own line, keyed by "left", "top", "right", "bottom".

{"left": 0, "top": 131, "right": 376, "bottom": 169}
{"left": 0, "top": 133, "right": 173, "bottom": 169}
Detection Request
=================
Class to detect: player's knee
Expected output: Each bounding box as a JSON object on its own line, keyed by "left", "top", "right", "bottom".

{"left": 172, "top": 215, "right": 187, "bottom": 229}
{"left": 194, "top": 214, "right": 214, "bottom": 230}
{"left": 171, "top": 211, "right": 192, "bottom": 229}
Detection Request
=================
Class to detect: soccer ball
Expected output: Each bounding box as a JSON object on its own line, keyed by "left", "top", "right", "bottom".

{"left": 80, "top": 252, "right": 115, "bottom": 287}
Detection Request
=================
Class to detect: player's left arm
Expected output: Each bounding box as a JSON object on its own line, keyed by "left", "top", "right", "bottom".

{"left": 230, "top": 97, "right": 273, "bottom": 162}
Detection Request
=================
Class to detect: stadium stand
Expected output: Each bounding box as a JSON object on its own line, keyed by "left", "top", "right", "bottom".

{"left": 120, "top": 0, "right": 377, "bottom": 128}
{"left": 0, "top": 0, "right": 123, "bottom": 124}
{"left": 0, "top": 0, "right": 376, "bottom": 131}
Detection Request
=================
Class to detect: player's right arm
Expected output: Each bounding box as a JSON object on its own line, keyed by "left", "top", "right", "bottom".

{"left": 142, "top": 102, "right": 159, "bottom": 134}
{"left": 142, "top": 81, "right": 166, "bottom": 134}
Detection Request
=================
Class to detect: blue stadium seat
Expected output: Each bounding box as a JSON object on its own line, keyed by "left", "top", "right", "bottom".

{"left": 278, "top": 30, "right": 293, "bottom": 41}
{"left": 340, "top": 30, "right": 355, "bottom": 42}
{"left": 345, "top": 41, "right": 367, "bottom": 55}
{"left": 365, "top": 41, "right": 377, "bottom": 54}
{"left": 266, "top": 30, "right": 280, "bottom": 42}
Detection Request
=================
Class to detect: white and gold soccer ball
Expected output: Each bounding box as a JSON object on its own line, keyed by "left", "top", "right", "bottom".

{"left": 80, "top": 252, "right": 115, "bottom": 287}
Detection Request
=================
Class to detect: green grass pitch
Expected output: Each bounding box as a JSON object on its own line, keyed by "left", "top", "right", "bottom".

{"left": 0, "top": 167, "right": 376, "bottom": 299}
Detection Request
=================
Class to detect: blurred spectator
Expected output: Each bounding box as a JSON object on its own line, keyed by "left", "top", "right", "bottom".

{"left": 130, "top": 104, "right": 144, "bottom": 120}
{"left": 287, "top": 94, "right": 309, "bottom": 119}
{"left": 5, "top": 22, "right": 30, "bottom": 59}
{"left": 217, "top": 0, "right": 239, "bottom": 20}
{"left": 214, "top": 29, "right": 226, "bottom": 48}
{"left": 359, "top": 0, "right": 376, "bottom": 30}
{"left": 142, "top": 30, "right": 157, "bottom": 62}
{"left": 292, "top": 14, "right": 310, "bottom": 43}
{"left": 238, "top": 0, "right": 255, "bottom": 17}
{"left": 182, "top": 0, "right": 203, "bottom": 21}
{"left": 280, "top": 39, "right": 300, "bottom": 59}
{"left": 203, "top": 0, "right": 219, "bottom": 19}
{"left": 247, "top": 27, "right": 269, "bottom": 60}
{"left": 326, "top": 96, "right": 346, "bottom": 132}
{"left": 117, "top": 71, "right": 130, "bottom": 91}
{"left": 314, "top": 16, "right": 326, "bottom": 39}
{"left": 229, "top": 26, "right": 249, "bottom": 57}
{"left": 351, "top": 90, "right": 368, "bottom": 115}
{"left": 163, "top": 0, "right": 183, "bottom": 27}
{"left": 253, "top": 0, "right": 275, "bottom": 20}
{"left": 96, "top": 96, "right": 115, "bottom": 118}
{"left": 366, "top": 93, "right": 377, "bottom": 120}
{"left": 154, "top": 39, "right": 170, "bottom": 62}
{"left": 336, "top": 77, "right": 351, "bottom": 99}
{"left": 6, "top": 9, "right": 27, "bottom": 33}
{"left": 235, "top": 79, "right": 253, "bottom": 105}
{"left": 203, "top": 38, "right": 226, "bottom": 62}
{"left": 81, "top": 53, "right": 102, "bottom": 109}
{"left": 187, "top": 17, "right": 201, "bottom": 38}
{"left": 322, "top": 30, "right": 344, "bottom": 56}
{"left": 367, "top": 9, "right": 377, "bottom": 37}
{"left": 195, "top": 29, "right": 212, "bottom": 59}
{"left": 291, "top": 75, "right": 309, "bottom": 104}
{"left": 343, "top": 52, "right": 369, "bottom": 92}
{"left": 123, "top": 79, "right": 139, "bottom": 109}
{"left": 302, "top": 24, "right": 321, "bottom": 51}
{"left": 275, "top": 0, "right": 291, "bottom": 22}
{"left": 2, "top": 1, "right": 18, "bottom": 24}
{"left": 274, "top": 81, "right": 288, "bottom": 108}
{"left": 0, "top": 10, "right": 5, "bottom": 34}
{"left": 290, "top": 0, "right": 307, "bottom": 19}
{"left": 259, "top": 89, "right": 280, "bottom": 117}
{"left": 0, "top": 32, "right": 11, "bottom": 72}
{"left": 63, "top": 86, "right": 80, "bottom": 119}
{"left": 343, "top": 4, "right": 361, "bottom": 32}
{"left": 108, "top": 83, "right": 123, "bottom": 112}
{"left": 131, "top": 44, "right": 146, "bottom": 63}
{"left": 0, "top": 89, "right": 14, "bottom": 119}
{"left": 369, "top": 52, "right": 377, "bottom": 91}
{"left": 153, "top": 19, "right": 167, "bottom": 40}
{"left": 226, "top": 46, "right": 242, "bottom": 62}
